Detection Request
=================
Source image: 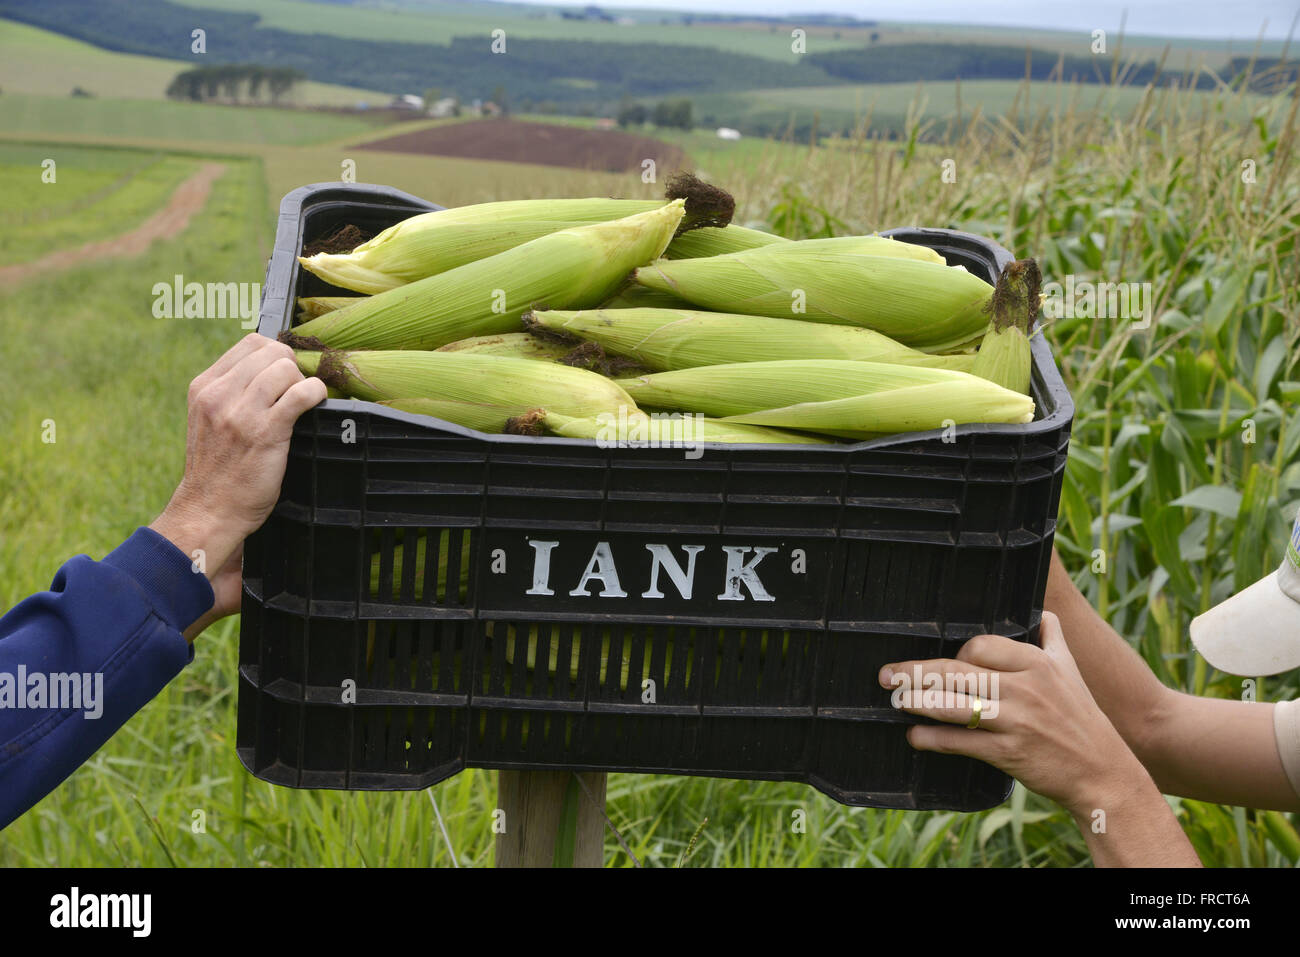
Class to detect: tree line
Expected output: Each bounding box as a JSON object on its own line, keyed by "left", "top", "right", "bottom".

{"left": 165, "top": 65, "right": 307, "bottom": 103}
{"left": 617, "top": 98, "right": 693, "bottom": 130}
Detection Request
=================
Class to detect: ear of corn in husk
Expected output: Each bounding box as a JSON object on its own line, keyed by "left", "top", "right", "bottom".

{"left": 721, "top": 385, "right": 1034, "bottom": 437}
{"left": 970, "top": 258, "right": 1040, "bottom": 396}
{"left": 526, "top": 307, "right": 975, "bottom": 372}
{"left": 633, "top": 248, "right": 994, "bottom": 352}
{"left": 298, "top": 174, "right": 734, "bottom": 293}
{"left": 301, "top": 219, "right": 592, "bottom": 294}
{"left": 378, "top": 397, "right": 540, "bottom": 434}
{"left": 614, "top": 359, "right": 1034, "bottom": 434}
{"left": 523, "top": 408, "right": 832, "bottom": 445}
{"left": 294, "top": 349, "right": 639, "bottom": 431}
{"left": 436, "top": 331, "right": 574, "bottom": 362}
{"left": 664, "top": 224, "right": 788, "bottom": 259}
{"left": 290, "top": 201, "right": 686, "bottom": 351}
{"left": 749, "top": 235, "right": 946, "bottom": 264}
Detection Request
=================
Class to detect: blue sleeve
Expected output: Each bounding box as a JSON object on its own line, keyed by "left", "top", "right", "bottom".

{"left": 0, "top": 527, "right": 215, "bottom": 829}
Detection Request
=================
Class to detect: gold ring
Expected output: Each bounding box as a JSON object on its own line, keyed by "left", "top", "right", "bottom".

{"left": 966, "top": 696, "right": 983, "bottom": 730}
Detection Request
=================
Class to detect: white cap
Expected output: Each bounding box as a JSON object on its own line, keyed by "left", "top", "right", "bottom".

{"left": 1190, "top": 508, "right": 1300, "bottom": 676}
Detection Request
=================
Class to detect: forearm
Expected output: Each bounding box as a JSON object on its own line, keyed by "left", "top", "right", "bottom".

{"left": 0, "top": 529, "right": 211, "bottom": 828}
{"left": 1142, "top": 693, "right": 1299, "bottom": 810}
{"left": 1043, "top": 550, "right": 1168, "bottom": 749}
{"left": 1045, "top": 550, "right": 1300, "bottom": 809}
{"left": 1069, "top": 757, "right": 1203, "bottom": 867}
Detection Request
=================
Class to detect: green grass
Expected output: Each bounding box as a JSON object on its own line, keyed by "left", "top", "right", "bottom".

{"left": 0, "top": 18, "right": 391, "bottom": 105}
{"left": 0, "top": 92, "right": 377, "bottom": 146}
{"left": 1, "top": 143, "right": 154, "bottom": 213}
{"left": 1, "top": 143, "right": 199, "bottom": 265}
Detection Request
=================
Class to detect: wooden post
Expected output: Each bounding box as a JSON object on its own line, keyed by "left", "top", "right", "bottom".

{"left": 495, "top": 770, "right": 607, "bottom": 867}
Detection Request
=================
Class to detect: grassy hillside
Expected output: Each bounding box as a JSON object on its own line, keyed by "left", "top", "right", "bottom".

{"left": 163, "top": 0, "right": 1286, "bottom": 63}
{"left": 163, "top": 0, "right": 874, "bottom": 61}
{"left": 0, "top": 92, "right": 379, "bottom": 146}
{"left": 0, "top": 18, "right": 389, "bottom": 104}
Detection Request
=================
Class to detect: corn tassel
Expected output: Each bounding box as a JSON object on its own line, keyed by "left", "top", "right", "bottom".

{"left": 615, "top": 359, "right": 1034, "bottom": 434}
{"left": 633, "top": 249, "right": 993, "bottom": 352}
{"left": 526, "top": 307, "right": 975, "bottom": 372}
{"left": 970, "top": 259, "right": 1039, "bottom": 395}
{"left": 290, "top": 202, "right": 685, "bottom": 351}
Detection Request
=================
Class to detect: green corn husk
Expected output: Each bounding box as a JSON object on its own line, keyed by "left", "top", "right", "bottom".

{"left": 633, "top": 249, "right": 994, "bottom": 352}
{"left": 436, "top": 331, "right": 574, "bottom": 361}
{"left": 523, "top": 409, "right": 832, "bottom": 445}
{"left": 290, "top": 202, "right": 686, "bottom": 351}
{"left": 295, "top": 349, "right": 639, "bottom": 431}
{"left": 664, "top": 224, "right": 788, "bottom": 259}
{"left": 970, "top": 258, "right": 1040, "bottom": 396}
{"left": 379, "top": 397, "right": 534, "bottom": 434}
{"left": 299, "top": 174, "right": 734, "bottom": 293}
{"left": 302, "top": 219, "right": 592, "bottom": 294}
{"left": 748, "top": 235, "right": 947, "bottom": 264}
{"left": 614, "top": 359, "right": 1034, "bottom": 434}
{"left": 526, "top": 307, "right": 975, "bottom": 372}
{"left": 598, "top": 282, "right": 694, "bottom": 310}
{"left": 296, "top": 295, "right": 364, "bottom": 321}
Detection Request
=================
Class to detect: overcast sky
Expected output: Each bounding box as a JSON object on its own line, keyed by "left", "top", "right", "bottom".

{"left": 510, "top": 1, "right": 1299, "bottom": 40}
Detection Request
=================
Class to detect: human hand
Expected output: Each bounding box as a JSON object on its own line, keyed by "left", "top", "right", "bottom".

{"left": 151, "top": 334, "right": 326, "bottom": 638}
{"left": 879, "top": 612, "right": 1149, "bottom": 819}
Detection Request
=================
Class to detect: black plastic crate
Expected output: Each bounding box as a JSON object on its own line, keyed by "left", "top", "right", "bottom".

{"left": 237, "top": 182, "right": 1074, "bottom": 810}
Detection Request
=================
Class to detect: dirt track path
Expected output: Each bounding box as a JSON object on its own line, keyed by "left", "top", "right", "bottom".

{"left": 0, "top": 162, "right": 227, "bottom": 289}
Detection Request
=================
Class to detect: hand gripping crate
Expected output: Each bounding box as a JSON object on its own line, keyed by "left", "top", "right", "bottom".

{"left": 237, "top": 183, "right": 1074, "bottom": 811}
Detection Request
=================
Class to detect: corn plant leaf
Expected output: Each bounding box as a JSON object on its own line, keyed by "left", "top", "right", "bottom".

{"left": 1232, "top": 464, "right": 1273, "bottom": 590}
{"left": 1203, "top": 267, "right": 1251, "bottom": 336}
{"left": 1170, "top": 485, "right": 1243, "bottom": 520}
{"left": 1255, "top": 335, "right": 1288, "bottom": 404}
{"left": 1140, "top": 501, "right": 1199, "bottom": 602}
